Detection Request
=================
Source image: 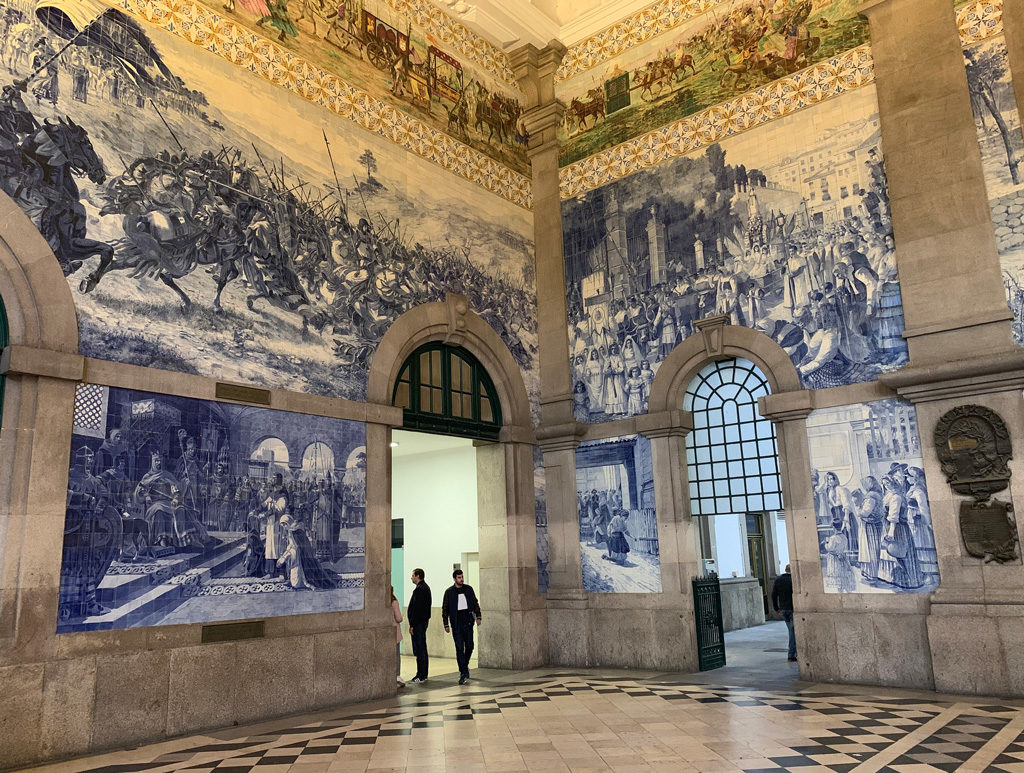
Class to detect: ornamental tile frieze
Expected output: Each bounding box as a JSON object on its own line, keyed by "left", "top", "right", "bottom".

{"left": 112, "top": 0, "right": 533, "bottom": 207}
{"left": 558, "top": 44, "right": 873, "bottom": 199}
{"left": 956, "top": 0, "right": 1003, "bottom": 44}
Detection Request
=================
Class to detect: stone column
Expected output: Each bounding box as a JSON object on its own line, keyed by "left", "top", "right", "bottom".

{"left": 536, "top": 431, "right": 589, "bottom": 666}
{"left": 860, "top": 0, "right": 1016, "bottom": 364}
{"left": 510, "top": 42, "right": 572, "bottom": 427}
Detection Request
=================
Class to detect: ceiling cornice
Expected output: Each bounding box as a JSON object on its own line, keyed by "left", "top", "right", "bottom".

{"left": 434, "top": 0, "right": 559, "bottom": 49}
{"left": 557, "top": 0, "right": 657, "bottom": 44}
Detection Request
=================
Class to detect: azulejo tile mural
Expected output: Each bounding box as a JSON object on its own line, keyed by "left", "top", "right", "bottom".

{"left": 564, "top": 86, "right": 906, "bottom": 423}
{"left": 576, "top": 434, "right": 662, "bottom": 593}
{"left": 59, "top": 384, "right": 367, "bottom": 632}
{"left": 556, "top": 0, "right": 870, "bottom": 168}
{"left": 806, "top": 398, "right": 939, "bottom": 594}
{"left": 0, "top": 1, "right": 538, "bottom": 406}
{"left": 955, "top": 2, "right": 1024, "bottom": 347}
{"left": 558, "top": 44, "right": 874, "bottom": 198}
{"left": 533, "top": 445, "right": 548, "bottom": 594}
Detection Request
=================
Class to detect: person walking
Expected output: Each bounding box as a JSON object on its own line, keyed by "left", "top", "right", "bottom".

{"left": 390, "top": 586, "right": 405, "bottom": 687}
{"left": 407, "top": 568, "right": 431, "bottom": 684}
{"left": 771, "top": 564, "right": 797, "bottom": 662}
{"left": 442, "top": 569, "right": 481, "bottom": 685}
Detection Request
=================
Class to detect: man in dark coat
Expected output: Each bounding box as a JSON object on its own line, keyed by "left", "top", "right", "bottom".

{"left": 771, "top": 564, "right": 796, "bottom": 661}
{"left": 407, "top": 568, "right": 431, "bottom": 683}
{"left": 442, "top": 569, "right": 482, "bottom": 685}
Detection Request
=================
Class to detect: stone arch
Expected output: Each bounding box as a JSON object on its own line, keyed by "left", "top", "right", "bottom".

{"left": 366, "top": 293, "right": 532, "bottom": 432}
{"left": 649, "top": 320, "right": 802, "bottom": 414}
{"left": 0, "top": 191, "right": 78, "bottom": 352}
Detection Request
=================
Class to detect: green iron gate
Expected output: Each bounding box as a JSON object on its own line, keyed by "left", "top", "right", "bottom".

{"left": 692, "top": 573, "right": 726, "bottom": 670}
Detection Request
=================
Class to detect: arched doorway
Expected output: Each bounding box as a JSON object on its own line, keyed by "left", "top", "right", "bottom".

{"left": 368, "top": 295, "right": 544, "bottom": 677}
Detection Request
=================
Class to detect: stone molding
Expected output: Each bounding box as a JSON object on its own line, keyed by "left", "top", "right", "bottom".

{"left": 636, "top": 409, "right": 693, "bottom": 439}
{"left": 366, "top": 293, "right": 534, "bottom": 433}
{"left": 900, "top": 309, "right": 1014, "bottom": 340}
{"left": 535, "top": 421, "right": 587, "bottom": 451}
{"left": 758, "top": 389, "right": 814, "bottom": 423}
{"left": 878, "top": 350, "right": 1024, "bottom": 402}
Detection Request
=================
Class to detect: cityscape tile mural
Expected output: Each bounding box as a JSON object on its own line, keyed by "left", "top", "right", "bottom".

{"left": 576, "top": 434, "right": 662, "bottom": 593}
{"left": 564, "top": 86, "right": 907, "bottom": 422}
{"left": 556, "top": 0, "right": 870, "bottom": 167}
{"left": 806, "top": 398, "right": 939, "bottom": 594}
{"left": 956, "top": 2, "right": 1024, "bottom": 345}
{"left": 0, "top": 0, "right": 537, "bottom": 407}
{"left": 59, "top": 384, "right": 367, "bottom": 632}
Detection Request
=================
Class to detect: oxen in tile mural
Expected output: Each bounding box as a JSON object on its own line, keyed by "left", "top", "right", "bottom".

{"left": 564, "top": 87, "right": 908, "bottom": 423}
{"left": 806, "top": 398, "right": 939, "bottom": 595}
{"left": 556, "top": 0, "right": 869, "bottom": 166}
{"left": 576, "top": 434, "right": 661, "bottom": 593}
{"left": 58, "top": 384, "right": 367, "bottom": 632}
{"left": 0, "top": 2, "right": 537, "bottom": 407}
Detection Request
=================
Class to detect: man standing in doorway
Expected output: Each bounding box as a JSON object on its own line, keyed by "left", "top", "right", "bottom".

{"left": 442, "top": 569, "right": 482, "bottom": 685}
{"left": 771, "top": 564, "right": 797, "bottom": 662}
{"left": 407, "top": 568, "right": 431, "bottom": 684}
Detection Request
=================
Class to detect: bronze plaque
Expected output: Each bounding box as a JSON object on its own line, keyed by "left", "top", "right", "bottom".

{"left": 933, "top": 405, "right": 1013, "bottom": 500}
{"left": 958, "top": 499, "right": 1019, "bottom": 564}
{"left": 215, "top": 382, "right": 272, "bottom": 405}
{"left": 201, "top": 620, "right": 266, "bottom": 643}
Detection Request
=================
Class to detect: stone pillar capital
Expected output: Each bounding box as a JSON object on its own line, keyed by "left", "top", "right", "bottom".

{"left": 509, "top": 41, "right": 567, "bottom": 109}
{"left": 536, "top": 421, "right": 587, "bottom": 453}
{"left": 636, "top": 409, "right": 694, "bottom": 439}
{"left": 758, "top": 389, "right": 814, "bottom": 423}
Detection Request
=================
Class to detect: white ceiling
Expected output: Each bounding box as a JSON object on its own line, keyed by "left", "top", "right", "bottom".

{"left": 391, "top": 429, "right": 477, "bottom": 459}
{"left": 432, "top": 0, "right": 656, "bottom": 50}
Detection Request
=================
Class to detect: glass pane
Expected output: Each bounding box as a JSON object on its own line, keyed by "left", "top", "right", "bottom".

{"left": 451, "top": 393, "right": 463, "bottom": 417}
{"left": 420, "top": 385, "right": 431, "bottom": 410}
{"left": 463, "top": 394, "right": 473, "bottom": 418}
{"left": 431, "top": 388, "right": 443, "bottom": 413}
{"left": 431, "top": 350, "right": 441, "bottom": 383}
{"left": 480, "top": 396, "right": 492, "bottom": 423}
{"left": 462, "top": 360, "right": 472, "bottom": 389}
{"left": 419, "top": 352, "right": 431, "bottom": 382}
{"left": 395, "top": 382, "right": 410, "bottom": 409}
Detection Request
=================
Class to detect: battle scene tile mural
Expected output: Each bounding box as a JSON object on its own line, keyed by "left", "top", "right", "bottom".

{"left": 59, "top": 384, "right": 367, "bottom": 632}
{"left": 564, "top": 86, "right": 906, "bottom": 423}
{"left": 807, "top": 398, "right": 939, "bottom": 595}
{"left": 576, "top": 434, "right": 662, "bottom": 593}
{"left": 0, "top": 1, "right": 538, "bottom": 410}
{"left": 556, "top": 0, "right": 870, "bottom": 167}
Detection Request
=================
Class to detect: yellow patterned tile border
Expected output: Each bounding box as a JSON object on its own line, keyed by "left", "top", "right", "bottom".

{"left": 378, "top": 0, "right": 518, "bottom": 90}
{"left": 558, "top": 45, "right": 873, "bottom": 200}
{"left": 956, "top": 0, "right": 1003, "bottom": 44}
{"left": 557, "top": 0, "right": 731, "bottom": 82}
{"left": 109, "top": 0, "right": 533, "bottom": 209}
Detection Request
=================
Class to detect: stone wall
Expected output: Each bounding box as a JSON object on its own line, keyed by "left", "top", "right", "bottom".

{"left": 720, "top": 578, "right": 766, "bottom": 633}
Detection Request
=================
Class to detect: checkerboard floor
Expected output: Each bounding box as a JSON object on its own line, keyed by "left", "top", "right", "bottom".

{"left": 19, "top": 669, "right": 1024, "bottom": 773}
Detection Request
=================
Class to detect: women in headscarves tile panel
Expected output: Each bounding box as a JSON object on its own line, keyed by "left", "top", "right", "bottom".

{"left": 806, "top": 398, "right": 939, "bottom": 595}
{"left": 59, "top": 383, "right": 367, "bottom": 632}
{"left": 563, "top": 86, "right": 908, "bottom": 424}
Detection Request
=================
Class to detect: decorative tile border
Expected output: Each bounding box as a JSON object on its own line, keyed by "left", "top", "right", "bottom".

{"left": 558, "top": 44, "right": 873, "bottom": 199}
{"left": 110, "top": 0, "right": 533, "bottom": 209}
{"left": 557, "top": 0, "right": 731, "bottom": 82}
{"left": 380, "top": 0, "right": 519, "bottom": 90}
{"left": 956, "top": 0, "right": 1003, "bottom": 44}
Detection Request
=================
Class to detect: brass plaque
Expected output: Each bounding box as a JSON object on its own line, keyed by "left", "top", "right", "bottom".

{"left": 215, "top": 382, "right": 272, "bottom": 405}
{"left": 959, "top": 499, "right": 1019, "bottom": 564}
{"left": 201, "top": 620, "right": 266, "bottom": 643}
{"left": 947, "top": 435, "right": 979, "bottom": 451}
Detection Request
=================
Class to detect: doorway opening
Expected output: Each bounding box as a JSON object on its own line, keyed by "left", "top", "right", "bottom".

{"left": 684, "top": 357, "right": 792, "bottom": 671}
{"left": 389, "top": 342, "right": 507, "bottom": 682}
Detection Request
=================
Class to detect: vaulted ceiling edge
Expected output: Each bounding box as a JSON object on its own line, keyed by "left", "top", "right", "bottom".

{"left": 109, "top": 0, "right": 535, "bottom": 209}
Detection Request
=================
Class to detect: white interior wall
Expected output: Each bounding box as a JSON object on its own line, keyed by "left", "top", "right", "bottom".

{"left": 713, "top": 514, "right": 747, "bottom": 578}
{"left": 391, "top": 432, "right": 478, "bottom": 605}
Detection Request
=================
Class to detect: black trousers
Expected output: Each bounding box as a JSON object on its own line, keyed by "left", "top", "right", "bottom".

{"left": 410, "top": 623, "right": 428, "bottom": 679}
{"left": 452, "top": 618, "right": 475, "bottom": 677}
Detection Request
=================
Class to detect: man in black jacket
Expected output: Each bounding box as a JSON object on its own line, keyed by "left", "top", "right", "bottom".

{"left": 407, "top": 568, "right": 431, "bottom": 683}
{"left": 771, "top": 564, "right": 796, "bottom": 661}
{"left": 442, "top": 569, "right": 482, "bottom": 685}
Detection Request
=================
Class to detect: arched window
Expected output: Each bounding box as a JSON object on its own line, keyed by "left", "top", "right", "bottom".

{"left": 683, "top": 358, "right": 782, "bottom": 517}
{"left": 392, "top": 343, "right": 502, "bottom": 440}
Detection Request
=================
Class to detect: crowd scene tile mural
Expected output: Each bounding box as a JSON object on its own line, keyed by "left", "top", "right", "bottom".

{"left": 0, "top": 0, "right": 538, "bottom": 408}
{"left": 956, "top": 1, "right": 1024, "bottom": 346}
{"left": 806, "top": 398, "right": 939, "bottom": 595}
{"left": 59, "top": 384, "right": 367, "bottom": 632}
{"left": 576, "top": 434, "right": 662, "bottom": 593}
{"left": 564, "top": 86, "right": 907, "bottom": 423}
{"left": 534, "top": 445, "right": 548, "bottom": 594}
{"left": 556, "top": 0, "right": 869, "bottom": 167}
